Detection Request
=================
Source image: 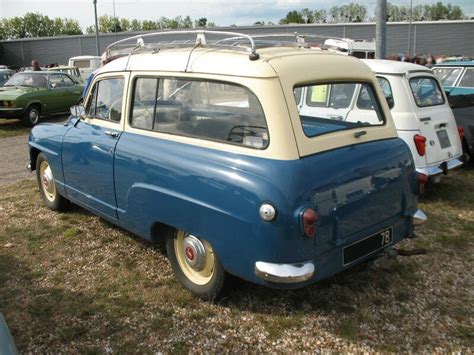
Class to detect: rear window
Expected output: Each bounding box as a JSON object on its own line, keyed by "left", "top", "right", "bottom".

{"left": 458, "top": 68, "right": 474, "bottom": 88}
{"left": 73, "top": 60, "right": 91, "bottom": 69}
{"left": 294, "top": 82, "right": 385, "bottom": 138}
{"left": 130, "top": 77, "right": 268, "bottom": 149}
{"left": 433, "top": 67, "right": 462, "bottom": 87}
{"left": 409, "top": 77, "right": 445, "bottom": 107}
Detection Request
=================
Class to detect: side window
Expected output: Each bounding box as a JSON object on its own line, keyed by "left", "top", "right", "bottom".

{"left": 85, "top": 78, "right": 124, "bottom": 122}
{"left": 49, "top": 74, "right": 63, "bottom": 88}
{"left": 458, "top": 68, "right": 474, "bottom": 88}
{"left": 130, "top": 77, "right": 269, "bottom": 149}
{"left": 61, "top": 74, "right": 74, "bottom": 86}
{"left": 375, "top": 77, "right": 394, "bottom": 109}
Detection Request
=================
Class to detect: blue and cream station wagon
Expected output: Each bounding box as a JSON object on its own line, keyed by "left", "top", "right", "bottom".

{"left": 27, "top": 31, "right": 427, "bottom": 300}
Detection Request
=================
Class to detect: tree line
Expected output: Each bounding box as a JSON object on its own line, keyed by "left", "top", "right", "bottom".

{"left": 278, "top": 2, "right": 467, "bottom": 24}
{"left": 0, "top": 13, "right": 216, "bottom": 40}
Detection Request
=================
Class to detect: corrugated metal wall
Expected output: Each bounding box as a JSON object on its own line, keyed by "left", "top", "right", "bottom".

{"left": 1, "top": 21, "right": 473, "bottom": 66}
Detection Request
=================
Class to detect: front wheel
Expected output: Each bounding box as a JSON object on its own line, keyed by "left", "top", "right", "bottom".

{"left": 166, "top": 230, "right": 226, "bottom": 300}
{"left": 36, "top": 153, "right": 68, "bottom": 211}
{"left": 21, "top": 105, "right": 41, "bottom": 127}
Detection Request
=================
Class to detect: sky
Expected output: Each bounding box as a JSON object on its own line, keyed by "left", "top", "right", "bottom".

{"left": 0, "top": 0, "right": 473, "bottom": 29}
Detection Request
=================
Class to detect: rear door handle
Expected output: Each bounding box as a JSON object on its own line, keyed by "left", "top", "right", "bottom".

{"left": 104, "top": 130, "right": 120, "bottom": 138}
{"left": 354, "top": 130, "right": 367, "bottom": 138}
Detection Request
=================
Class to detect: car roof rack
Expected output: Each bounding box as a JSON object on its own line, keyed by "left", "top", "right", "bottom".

{"left": 105, "top": 30, "right": 370, "bottom": 65}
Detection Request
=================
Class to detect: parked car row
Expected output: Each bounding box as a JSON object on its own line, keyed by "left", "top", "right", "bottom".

{"left": 27, "top": 31, "right": 434, "bottom": 300}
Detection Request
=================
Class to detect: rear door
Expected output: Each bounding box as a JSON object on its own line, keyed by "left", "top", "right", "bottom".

{"left": 407, "top": 75, "right": 462, "bottom": 165}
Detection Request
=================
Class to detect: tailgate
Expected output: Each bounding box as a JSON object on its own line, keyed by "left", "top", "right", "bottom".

{"left": 299, "top": 138, "right": 417, "bottom": 256}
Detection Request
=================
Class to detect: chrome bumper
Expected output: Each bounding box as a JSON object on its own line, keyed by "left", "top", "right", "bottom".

{"left": 416, "top": 158, "right": 463, "bottom": 177}
{"left": 255, "top": 261, "right": 315, "bottom": 283}
{"left": 413, "top": 209, "right": 428, "bottom": 226}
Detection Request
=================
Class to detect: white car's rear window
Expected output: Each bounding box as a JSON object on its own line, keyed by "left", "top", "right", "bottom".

{"left": 409, "top": 77, "right": 445, "bottom": 107}
{"left": 294, "top": 82, "right": 385, "bottom": 138}
{"left": 73, "top": 60, "right": 91, "bottom": 69}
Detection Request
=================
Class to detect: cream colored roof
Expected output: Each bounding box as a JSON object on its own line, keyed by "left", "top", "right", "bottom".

{"left": 362, "top": 59, "right": 433, "bottom": 75}
{"left": 99, "top": 46, "right": 372, "bottom": 79}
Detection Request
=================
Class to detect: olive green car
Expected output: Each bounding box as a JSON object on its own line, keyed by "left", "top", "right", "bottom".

{"left": 0, "top": 71, "right": 84, "bottom": 126}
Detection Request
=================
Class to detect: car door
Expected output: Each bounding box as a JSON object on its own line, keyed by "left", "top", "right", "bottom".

{"left": 58, "top": 74, "right": 82, "bottom": 108}
{"left": 47, "top": 73, "right": 70, "bottom": 112}
{"left": 62, "top": 73, "right": 127, "bottom": 220}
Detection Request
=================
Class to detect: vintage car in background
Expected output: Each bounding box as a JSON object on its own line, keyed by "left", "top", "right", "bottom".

{"left": 28, "top": 31, "right": 426, "bottom": 300}
{"left": 323, "top": 38, "right": 375, "bottom": 59}
{"left": 433, "top": 61, "right": 474, "bottom": 160}
{"left": 68, "top": 55, "right": 101, "bottom": 81}
{"left": 0, "top": 71, "right": 84, "bottom": 126}
{"left": 47, "top": 66, "right": 83, "bottom": 84}
{"left": 362, "top": 60, "right": 463, "bottom": 181}
{"left": 0, "top": 69, "right": 14, "bottom": 87}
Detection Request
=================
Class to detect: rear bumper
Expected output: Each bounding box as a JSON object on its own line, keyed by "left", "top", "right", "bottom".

{"left": 255, "top": 261, "right": 315, "bottom": 283}
{"left": 416, "top": 158, "right": 463, "bottom": 177}
{"left": 0, "top": 107, "right": 23, "bottom": 118}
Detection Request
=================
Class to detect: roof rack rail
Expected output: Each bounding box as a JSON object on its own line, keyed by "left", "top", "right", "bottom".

{"left": 106, "top": 30, "right": 261, "bottom": 63}
{"left": 105, "top": 31, "right": 375, "bottom": 65}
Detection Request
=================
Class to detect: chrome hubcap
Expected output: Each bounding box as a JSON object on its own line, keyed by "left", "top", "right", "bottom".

{"left": 183, "top": 235, "right": 207, "bottom": 271}
{"left": 39, "top": 161, "right": 56, "bottom": 202}
{"left": 30, "top": 109, "right": 38, "bottom": 121}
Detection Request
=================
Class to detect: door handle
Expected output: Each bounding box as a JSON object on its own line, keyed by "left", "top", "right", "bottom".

{"left": 104, "top": 130, "right": 119, "bottom": 138}
{"left": 354, "top": 130, "right": 367, "bottom": 138}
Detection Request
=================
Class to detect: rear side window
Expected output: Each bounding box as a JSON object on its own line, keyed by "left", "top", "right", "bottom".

{"left": 433, "top": 67, "right": 462, "bottom": 87}
{"left": 458, "top": 68, "right": 474, "bottom": 88}
{"left": 85, "top": 78, "right": 124, "bottom": 122}
{"left": 73, "top": 60, "right": 91, "bottom": 68}
{"left": 130, "top": 77, "right": 269, "bottom": 149}
{"left": 296, "top": 82, "right": 384, "bottom": 138}
{"left": 375, "top": 77, "right": 394, "bottom": 109}
{"left": 50, "top": 74, "right": 74, "bottom": 88}
{"left": 409, "top": 77, "right": 445, "bottom": 107}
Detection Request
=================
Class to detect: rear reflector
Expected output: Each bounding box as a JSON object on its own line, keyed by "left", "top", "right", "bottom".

{"left": 417, "top": 172, "right": 428, "bottom": 194}
{"left": 414, "top": 134, "right": 427, "bottom": 156}
{"left": 301, "top": 208, "right": 318, "bottom": 237}
{"left": 458, "top": 126, "right": 465, "bottom": 141}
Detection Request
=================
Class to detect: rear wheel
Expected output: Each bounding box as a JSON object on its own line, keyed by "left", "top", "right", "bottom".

{"left": 166, "top": 229, "right": 226, "bottom": 300}
{"left": 36, "top": 153, "right": 68, "bottom": 211}
{"left": 21, "top": 105, "right": 41, "bottom": 127}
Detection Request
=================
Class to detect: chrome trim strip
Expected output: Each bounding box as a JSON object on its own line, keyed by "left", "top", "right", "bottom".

{"left": 416, "top": 158, "right": 463, "bottom": 176}
{"left": 0, "top": 107, "right": 22, "bottom": 112}
{"left": 255, "top": 261, "right": 315, "bottom": 283}
{"left": 413, "top": 209, "right": 428, "bottom": 226}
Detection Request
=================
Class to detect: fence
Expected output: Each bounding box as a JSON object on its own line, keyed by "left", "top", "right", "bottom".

{"left": 1, "top": 20, "right": 473, "bottom": 67}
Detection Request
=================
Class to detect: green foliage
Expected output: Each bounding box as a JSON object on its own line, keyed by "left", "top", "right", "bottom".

{"left": 0, "top": 12, "right": 82, "bottom": 40}
{"left": 387, "top": 1, "right": 465, "bottom": 21}
{"left": 279, "top": 10, "right": 305, "bottom": 24}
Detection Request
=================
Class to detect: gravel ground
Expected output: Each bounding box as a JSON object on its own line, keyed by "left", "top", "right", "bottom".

{"left": 0, "top": 135, "right": 33, "bottom": 185}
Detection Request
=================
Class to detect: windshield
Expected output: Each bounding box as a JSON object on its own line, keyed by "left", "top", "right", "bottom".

{"left": 409, "top": 77, "right": 445, "bottom": 107}
{"left": 5, "top": 72, "right": 48, "bottom": 88}
{"left": 432, "top": 67, "right": 462, "bottom": 87}
{"left": 294, "top": 82, "right": 385, "bottom": 138}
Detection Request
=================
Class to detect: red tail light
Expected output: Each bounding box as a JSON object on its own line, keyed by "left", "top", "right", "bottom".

{"left": 417, "top": 172, "right": 428, "bottom": 194}
{"left": 458, "top": 126, "right": 465, "bottom": 141}
{"left": 414, "top": 134, "right": 427, "bottom": 156}
{"left": 302, "top": 208, "right": 318, "bottom": 237}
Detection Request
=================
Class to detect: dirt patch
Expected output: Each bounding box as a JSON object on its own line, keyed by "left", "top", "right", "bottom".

{"left": 0, "top": 169, "right": 472, "bottom": 352}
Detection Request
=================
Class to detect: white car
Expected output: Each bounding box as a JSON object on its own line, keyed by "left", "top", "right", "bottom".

{"left": 362, "top": 60, "right": 463, "bottom": 180}
{"left": 68, "top": 55, "right": 101, "bottom": 81}
{"left": 294, "top": 59, "right": 463, "bottom": 181}
{"left": 323, "top": 38, "right": 375, "bottom": 59}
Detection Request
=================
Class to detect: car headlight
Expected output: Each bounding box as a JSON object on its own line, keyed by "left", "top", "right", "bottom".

{"left": 2, "top": 101, "right": 15, "bottom": 108}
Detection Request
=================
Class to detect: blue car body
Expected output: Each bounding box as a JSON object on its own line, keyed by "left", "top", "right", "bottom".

{"left": 28, "top": 116, "right": 418, "bottom": 287}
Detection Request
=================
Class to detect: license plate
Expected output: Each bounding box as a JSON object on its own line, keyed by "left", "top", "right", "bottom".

{"left": 436, "top": 130, "right": 451, "bottom": 149}
{"left": 343, "top": 228, "right": 393, "bottom": 266}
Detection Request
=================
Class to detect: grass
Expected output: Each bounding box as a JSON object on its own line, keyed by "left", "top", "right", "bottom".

{"left": 0, "top": 168, "right": 472, "bottom": 352}
{"left": 0, "top": 115, "right": 68, "bottom": 138}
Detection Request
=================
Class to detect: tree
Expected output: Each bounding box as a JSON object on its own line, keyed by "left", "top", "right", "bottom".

{"left": 279, "top": 10, "right": 305, "bottom": 24}
{"left": 182, "top": 16, "right": 193, "bottom": 28}
{"left": 130, "top": 19, "right": 142, "bottom": 31}
{"left": 195, "top": 17, "right": 208, "bottom": 27}
{"left": 313, "top": 9, "right": 327, "bottom": 23}
{"left": 301, "top": 8, "right": 314, "bottom": 23}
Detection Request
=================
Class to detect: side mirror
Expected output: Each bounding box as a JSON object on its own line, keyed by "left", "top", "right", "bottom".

{"left": 70, "top": 105, "right": 85, "bottom": 117}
